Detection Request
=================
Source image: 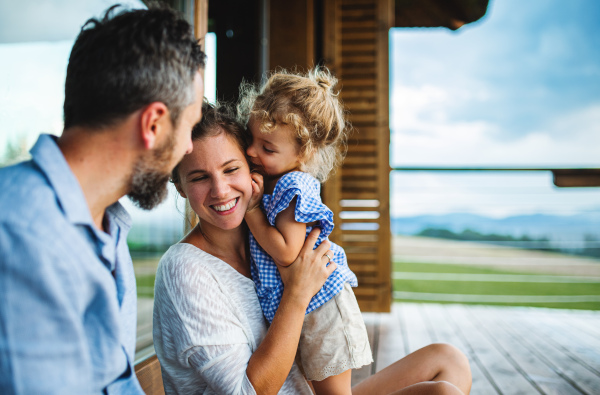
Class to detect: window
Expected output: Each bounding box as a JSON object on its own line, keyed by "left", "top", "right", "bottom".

{"left": 390, "top": 0, "right": 600, "bottom": 310}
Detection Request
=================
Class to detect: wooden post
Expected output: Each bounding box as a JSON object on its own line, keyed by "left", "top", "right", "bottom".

{"left": 322, "top": 0, "right": 393, "bottom": 312}
{"left": 184, "top": 0, "right": 209, "bottom": 234}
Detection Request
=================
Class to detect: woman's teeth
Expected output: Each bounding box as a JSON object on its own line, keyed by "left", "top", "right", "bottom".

{"left": 212, "top": 198, "right": 237, "bottom": 212}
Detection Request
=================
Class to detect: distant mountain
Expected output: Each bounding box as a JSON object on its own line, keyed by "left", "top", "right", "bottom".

{"left": 391, "top": 212, "right": 600, "bottom": 242}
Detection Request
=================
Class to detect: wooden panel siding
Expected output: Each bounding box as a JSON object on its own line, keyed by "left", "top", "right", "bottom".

{"left": 321, "top": 0, "right": 392, "bottom": 313}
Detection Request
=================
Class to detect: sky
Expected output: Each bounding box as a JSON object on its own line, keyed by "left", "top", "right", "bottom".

{"left": 389, "top": 0, "right": 600, "bottom": 217}
{"left": 0, "top": 0, "right": 598, "bottom": 223}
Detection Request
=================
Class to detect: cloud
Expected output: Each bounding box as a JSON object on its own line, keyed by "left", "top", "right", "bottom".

{"left": 0, "top": 0, "right": 146, "bottom": 43}
{"left": 391, "top": 81, "right": 600, "bottom": 167}
{"left": 391, "top": 0, "right": 600, "bottom": 143}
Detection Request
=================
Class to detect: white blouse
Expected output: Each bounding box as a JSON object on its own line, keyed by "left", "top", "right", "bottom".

{"left": 153, "top": 243, "right": 312, "bottom": 394}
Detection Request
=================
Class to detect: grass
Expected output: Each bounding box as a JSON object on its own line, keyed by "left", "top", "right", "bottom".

{"left": 134, "top": 258, "right": 600, "bottom": 311}
{"left": 136, "top": 274, "right": 156, "bottom": 298}
{"left": 393, "top": 261, "right": 600, "bottom": 310}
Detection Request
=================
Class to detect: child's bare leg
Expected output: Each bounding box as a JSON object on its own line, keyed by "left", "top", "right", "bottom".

{"left": 352, "top": 343, "right": 471, "bottom": 395}
{"left": 311, "top": 369, "right": 352, "bottom": 395}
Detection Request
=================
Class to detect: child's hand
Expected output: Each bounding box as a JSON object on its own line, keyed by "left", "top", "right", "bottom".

{"left": 246, "top": 171, "right": 264, "bottom": 214}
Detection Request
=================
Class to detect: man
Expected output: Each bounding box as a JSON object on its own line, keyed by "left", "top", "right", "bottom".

{"left": 0, "top": 5, "right": 205, "bottom": 394}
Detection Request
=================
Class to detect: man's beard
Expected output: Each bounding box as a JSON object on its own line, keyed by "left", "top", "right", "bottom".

{"left": 127, "top": 134, "right": 175, "bottom": 210}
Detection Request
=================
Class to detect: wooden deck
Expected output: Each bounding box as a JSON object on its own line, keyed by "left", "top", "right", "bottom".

{"left": 136, "top": 299, "right": 600, "bottom": 394}
{"left": 354, "top": 303, "right": 600, "bottom": 394}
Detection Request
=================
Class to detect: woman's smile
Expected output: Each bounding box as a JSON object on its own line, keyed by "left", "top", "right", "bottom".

{"left": 210, "top": 197, "right": 239, "bottom": 214}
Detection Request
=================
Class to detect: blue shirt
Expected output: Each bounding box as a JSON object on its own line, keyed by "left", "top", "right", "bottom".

{"left": 249, "top": 171, "right": 358, "bottom": 323}
{"left": 0, "top": 134, "right": 143, "bottom": 394}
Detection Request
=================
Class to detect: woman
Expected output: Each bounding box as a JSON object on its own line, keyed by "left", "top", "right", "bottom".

{"left": 153, "top": 102, "right": 472, "bottom": 395}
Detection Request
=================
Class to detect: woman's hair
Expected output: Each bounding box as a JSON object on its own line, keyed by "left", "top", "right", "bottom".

{"left": 171, "top": 100, "right": 247, "bottom": 185}
{"left": 237, "top": 66, "right": 350, "bottom": 182}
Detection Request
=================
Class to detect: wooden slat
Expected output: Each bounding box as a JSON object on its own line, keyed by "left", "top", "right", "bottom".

{"left": 344, "top": 77, "right": 374, "bottom": 84}
{"left": 135, "top": 355, "right": 165, "bottom": 395}
{"left": 340, "top": 0, "right": 377, "bottom": 5}
{"left": 345, "top": 146, "right": 377, "bottom": 154}
{"left": 341, "top": 31, "right": 377, "bottom": 40}
{"left": 341, "top": 90, "right": 376, "bottom": 99}
{"left": 343, "top": 156, "right": 378, "bottom": 165}
{"left": 340, "top": 180, "right": 378, "bottom": 190}
{"left": 340, "top": 42, "right": 377, "bottom": 51}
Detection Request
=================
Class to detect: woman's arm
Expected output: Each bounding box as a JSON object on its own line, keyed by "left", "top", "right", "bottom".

{"left": 246, "top": 228, "right": 336, "bottom": 394}
{"left": 245, "top": 173, "right": 306, "bottom": 266}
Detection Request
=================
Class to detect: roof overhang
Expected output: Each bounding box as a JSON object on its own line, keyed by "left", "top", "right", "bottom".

{"left": 394, "top": 0, "right": 490, "bottom": 30}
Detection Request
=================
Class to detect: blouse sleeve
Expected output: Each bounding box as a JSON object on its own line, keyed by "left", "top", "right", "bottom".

{"left": 265, "top": 172, "right": 335, "bottom": 238}
{"left": 155, "top": 249, "right": 258, "bottom": 394}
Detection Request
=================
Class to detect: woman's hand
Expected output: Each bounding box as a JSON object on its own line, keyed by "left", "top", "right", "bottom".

{"left": 247, "top": 227, "right": 336, "bottom": 394}
{"left": 246, "top": 171, "right": 264, "bottom": 214}
{"left": 278, "top": 227, "right": 337, "bottom": 306}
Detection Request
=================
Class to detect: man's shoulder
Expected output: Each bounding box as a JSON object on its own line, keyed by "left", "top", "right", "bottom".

{"left": 0, "top": 160, "right": 63, "bottom": 228}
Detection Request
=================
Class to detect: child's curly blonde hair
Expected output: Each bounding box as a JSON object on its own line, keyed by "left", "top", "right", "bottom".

{"left": 237, "top": 67, "right": 349, "bottom": 182}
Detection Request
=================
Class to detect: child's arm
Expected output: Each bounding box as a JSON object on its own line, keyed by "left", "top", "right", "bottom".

{"left": 245, "top": 174, "right": 307, "bottom": 267}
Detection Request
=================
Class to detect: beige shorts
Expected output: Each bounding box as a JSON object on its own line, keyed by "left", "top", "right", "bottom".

{"left": 295, "top": 283, "right": 373, "bottom": 382}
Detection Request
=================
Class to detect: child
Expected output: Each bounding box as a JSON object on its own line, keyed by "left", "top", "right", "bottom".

{"left": 240, "top": 67, "right": 372, "bottom": 393}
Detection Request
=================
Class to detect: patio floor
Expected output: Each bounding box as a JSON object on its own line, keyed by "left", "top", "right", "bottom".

{"left": 354, "top": 303, "right": 600, "bottom": 395}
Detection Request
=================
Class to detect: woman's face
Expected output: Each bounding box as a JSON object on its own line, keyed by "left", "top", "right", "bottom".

{"left": 176, "top": 131, "right": 253, "bottom": 231}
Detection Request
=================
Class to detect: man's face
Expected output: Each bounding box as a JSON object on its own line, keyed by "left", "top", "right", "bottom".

{"left": 127, "top": 72, "right": 204, "bottom": 210}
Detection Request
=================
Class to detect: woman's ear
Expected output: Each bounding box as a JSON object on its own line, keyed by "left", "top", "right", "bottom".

{"left": 174, "top": 182, "right": 187, "bottom": 199}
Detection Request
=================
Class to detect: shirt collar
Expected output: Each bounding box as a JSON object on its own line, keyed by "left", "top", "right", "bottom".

{"left": 31, "top": 134, "right": 94, "bottom": 226}
{"left": 30, "top": 134, "right": 132, "bottom": 231}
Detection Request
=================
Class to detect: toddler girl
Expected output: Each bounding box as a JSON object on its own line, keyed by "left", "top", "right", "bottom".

{"left": 240, "top": 67, "right": 372, "bottom": 394}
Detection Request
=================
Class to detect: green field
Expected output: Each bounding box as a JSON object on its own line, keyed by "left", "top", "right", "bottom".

{"left": 134, "top": 258, "right": 600, "bottom": 311}
{"left": 136, "top": 274, "right": 156, "bottom": 298}
{"left": 393, "top": 260, "right": 600, "bottom": 310}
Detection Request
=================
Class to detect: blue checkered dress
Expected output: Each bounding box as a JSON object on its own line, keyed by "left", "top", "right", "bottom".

{"left": 249, "top": 171, "right": 358, "bottom": 323}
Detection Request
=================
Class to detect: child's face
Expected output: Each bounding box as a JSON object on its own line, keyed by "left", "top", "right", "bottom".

{"left": 246, "top": 117, "right": 302, "bottom": 178}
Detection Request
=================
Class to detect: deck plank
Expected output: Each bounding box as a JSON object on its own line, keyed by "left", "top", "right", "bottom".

{"left": 469, "top": 306, "right": 582, "bottom": 395}
{"left": 421, "top": 303, "right": 500, "bottom": 395}
{"left": 398, "top": 303, "right": 436, "bottom": 353}
{"left": 446, "top": 304, "right": 540, "bottom": 394}
{"left": 497, "top": 308, "right": 600, "bottom": 394}
{"left": 525, "top": 311, "right": 600, "bottom": 376}
{"left": 135, "top": 301, "right": 600, "bottom": 393}
{"left": 375, "top": 307, "right": 408, "bottom": 372}
{"left": 564, "top": 313, "right": 600, "bottom": 340}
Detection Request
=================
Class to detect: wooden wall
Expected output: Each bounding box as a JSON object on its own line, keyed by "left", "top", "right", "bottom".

{"left": 322, "top": 0, "right": 393, "bottom": 312}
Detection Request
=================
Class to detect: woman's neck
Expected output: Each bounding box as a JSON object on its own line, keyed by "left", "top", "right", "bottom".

{"left": 182, "top": 221, "right": 251, "bottom": 278}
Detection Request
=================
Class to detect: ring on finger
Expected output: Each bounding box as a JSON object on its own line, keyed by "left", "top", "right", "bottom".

{"left": 324, "top": 253, "right": 332, "bottom": 261}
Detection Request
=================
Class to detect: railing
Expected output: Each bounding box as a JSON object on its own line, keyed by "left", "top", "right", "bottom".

{"left": 389, "top": 167, "right": 600, "bottom": 311}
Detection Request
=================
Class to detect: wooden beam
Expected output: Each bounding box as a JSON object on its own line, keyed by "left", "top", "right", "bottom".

{"left": 553, "top": 169, "right": 600, "bottom": 188}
